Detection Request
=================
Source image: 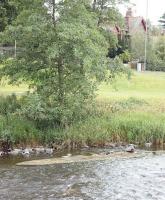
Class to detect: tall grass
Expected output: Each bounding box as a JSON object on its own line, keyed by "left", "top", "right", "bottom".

{"left": 65, "top": 112, "right": 165, "bottom": 147}
{"left": 0, "top": 115, "right": 40, "bottom": 147}
{"left": 0, "top": 98, "right": 165, "bottom": 148}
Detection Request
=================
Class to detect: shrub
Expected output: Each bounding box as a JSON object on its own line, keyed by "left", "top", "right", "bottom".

{"left": 0, "top": 115, "right": 40, "bottom": 147}
{"left": 146, "top": 36, "right": 165, "bottom": 72}
{"left": 146, "top": 54, "right": 165, "bottom": 72}
{"left": 119, "top": 50, "right": 131, "bottom": 64}
{"left": 19, "top": 93, "right": 97, "bottom": 130}
{"left": 40, "top": 129, "right": 65, "bottom": 146}
{"left": 0, "top": 94, "right": 21, "bottom": 116}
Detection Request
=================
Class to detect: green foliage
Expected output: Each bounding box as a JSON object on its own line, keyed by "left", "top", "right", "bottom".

{"left": 131, "top": 31, "right": 165, "bottom": 72}
{"left": 0, "top": 93, "right": 20, "bottom": 116}
{"left": 155, "top": 36, "right": 165, "bottom": 61}
{"left": 108, "top": 57, "right": 131, "bottom": 81}
{"left": 41, "top": 129, "right": 65, "bottom": 146}
{"left": 0, "top": 71, "right": 165, "bottom": 147}
{"left": 92, "top": 0, "right": 129, "bottom": 58}
{"left": 97, "top": 6, "right": 125, "bottom": 28}
{"left": 146, "top": 53, "right": 164, "bottom": 71}
{"left": 131, "top": 32, "right": 146, "bottom": 62}
{"left": 1, "top": 0, "right": 121, "bottom": 127}
{"left": 147, "top": 36, "right": 165, "bottom": 71}
{"left": 19, "top": 93, "right": 97, "bottom": 129}
{"left": 110, "top": 97, "right": 147, "bottom": 113}
{"left": 108, "top": 112, "right": 165, "bottom": 144}
{"left": 0, "top": 115, "right": 39, "bottom": 146}
{"left": 92, "top": 0, "right": 129, "bottom": 11}
{"left": 65, "top": 112, "right": 165, "bottom": 146}
{"left": 0, "top": 0, "right": 140, "bottom": 148}
{"left": 159, "top": 13, "right": 165, "bottom": 28}
{"left": 0, "top": 5, "right": 7, "bottom": 32}
{"left": 119, "top": 50, "right": 131, "bottom": 63}
{"left": 0, "top": 0, "right": 17, "bottom": 32}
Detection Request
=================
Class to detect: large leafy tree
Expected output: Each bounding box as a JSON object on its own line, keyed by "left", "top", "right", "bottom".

{"left": 0, "top": 0, "right": 110, "bottom": 126}
{"left": 92, "top": 0, "right": 129, "bottom": 10}
{"left": 0, "top": 0, "right": 129, "bottom": 127}
{"left": 91, "top": 0, "right": 130, "bottom": 58}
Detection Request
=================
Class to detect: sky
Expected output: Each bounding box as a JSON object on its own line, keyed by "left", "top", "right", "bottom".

{"left": 119, "top": 0, "right": 165, "bottom": 25}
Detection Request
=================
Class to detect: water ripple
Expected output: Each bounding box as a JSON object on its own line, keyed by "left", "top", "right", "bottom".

{"left": 0, "top": 154, "right": 165, "bottom": 199}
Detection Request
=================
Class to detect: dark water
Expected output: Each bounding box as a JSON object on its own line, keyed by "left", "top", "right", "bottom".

{"left": 0, "top": 152, "right": 165, "bottom": 200}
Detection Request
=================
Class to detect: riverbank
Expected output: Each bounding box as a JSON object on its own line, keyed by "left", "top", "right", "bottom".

{"left": 0, "top": 71, "right": 165, "bottom": 150}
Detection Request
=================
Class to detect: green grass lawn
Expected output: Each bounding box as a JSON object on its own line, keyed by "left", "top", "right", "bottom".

{"left": 1, "top": 70, "right": 165, "bottom": 100}
{"left": 0, "top": 77, "right": 28, "bottom": 96}
{"left": 0, "top": 84, "right": 28, "bottom": 96}
{"left": 0, "top": 64, "right": 28, "bottom": 96}
{"left": 97, "top": 71, "right": 165, "bottom": 102}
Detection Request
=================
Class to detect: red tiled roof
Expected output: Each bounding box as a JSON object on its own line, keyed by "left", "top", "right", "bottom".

{"left": 125, "top": 16, "right": 146, "bottom": 33}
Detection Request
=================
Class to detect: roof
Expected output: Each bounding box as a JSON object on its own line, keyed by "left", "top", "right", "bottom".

{"left": 102, "top": 24, "right": 121, "bottom": 34}
{"left": 126, "top": 16, "right": 146, "bottom": 33}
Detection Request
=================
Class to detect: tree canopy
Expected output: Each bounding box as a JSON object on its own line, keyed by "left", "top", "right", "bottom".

{"left": 0, "top": 0, "right": 129, "bottom": 127}
{"left": 0, "top": 0, "right": 17, "bottom": 32}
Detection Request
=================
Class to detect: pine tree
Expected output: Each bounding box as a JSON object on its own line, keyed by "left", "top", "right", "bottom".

{"left": 159, "top": 13, "right": 165, "bottom": 29}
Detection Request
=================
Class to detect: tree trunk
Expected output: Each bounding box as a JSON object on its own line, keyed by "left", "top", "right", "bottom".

{"left": 52, "top": 0, "right": 56, "bottom": 26}
{"left": 100, "top": 0, "right": 104, "bottom": 10}
{"left": 57, "top": 58, "right": 64, "bottom": 104}
{"left": 92, "top": 0, "right": 97, "bottom": 10}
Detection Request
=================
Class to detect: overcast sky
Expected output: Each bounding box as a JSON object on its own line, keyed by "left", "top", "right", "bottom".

{"left": 119, "top": 0, "right": 165, "bottom": 25}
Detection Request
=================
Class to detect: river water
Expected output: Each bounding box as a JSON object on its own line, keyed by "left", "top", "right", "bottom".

{"left": 0, "top": 152, "right": 165, "bottom": 200}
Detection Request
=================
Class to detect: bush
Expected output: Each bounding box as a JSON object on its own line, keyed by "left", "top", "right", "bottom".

{"left": 119, "top": 50, "right": 131, "bottom": 64}
{"left": 19, "top": 93, "right": 97, "bottom": 130}
{"left": 0, "top": 115, "right": 40, "bottom": 147}
{"left": 146, "top": 36, "right": 165, "bottom": 72}
{"left": 40, "top": 129, "right": 65, "bottom": 146}
{"left": 0, "top": 94, "right": 21, "bottom": 116}
{"left": 146, "top": 54, "right": 165, "bottom": 72}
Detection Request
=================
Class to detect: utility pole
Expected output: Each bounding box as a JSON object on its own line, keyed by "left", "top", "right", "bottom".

{"left": 144, "top": 0, "right": 149, "bottom": 70}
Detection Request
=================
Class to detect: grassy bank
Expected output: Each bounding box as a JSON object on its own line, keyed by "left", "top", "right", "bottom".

{"left": 1, "top": 71, "right": 165, "bottom": 148}
{"left": 97, "top": 71, "right": 165, "bottom": 101}
{"left": 54, "top": 71, "right": 165, "bottom": 147}
{"left": 65, "top": 112, "right": 165, "bottom": 147}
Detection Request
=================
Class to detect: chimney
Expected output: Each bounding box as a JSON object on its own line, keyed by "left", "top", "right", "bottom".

{"left": 126, "top": 8, "right": 133, "bottom": 18}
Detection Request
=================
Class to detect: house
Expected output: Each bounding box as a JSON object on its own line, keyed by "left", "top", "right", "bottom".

{"left": 125, "top": 8, "right": 147, "bottom": 34}
{"left": 104, "top": 8, "right": 147, "bottom": 39}
{"left": 125, "top": 8, "right": 147, "bottom": 71}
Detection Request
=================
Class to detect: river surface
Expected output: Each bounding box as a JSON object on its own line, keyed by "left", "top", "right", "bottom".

{"left": 0, "top": 152, "right": 165, "bottom": 200}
